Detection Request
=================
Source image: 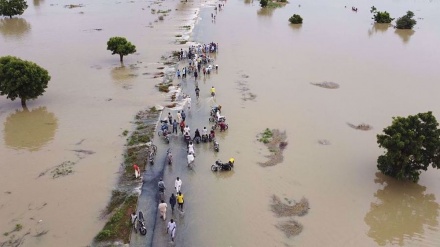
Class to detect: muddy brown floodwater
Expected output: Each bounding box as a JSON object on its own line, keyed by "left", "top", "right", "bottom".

{"left": 2, "top": 0, "right": 440, "bottom": 246}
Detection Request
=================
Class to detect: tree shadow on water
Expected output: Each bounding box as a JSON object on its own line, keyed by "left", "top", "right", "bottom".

{"left": 0, "top": 18, "right": 31, "bottom": 39}
{"left": 368, "top": 23, "right": 390, "bottom": 37}
{"left": 257, "top": 7, "right": 274, "bottom": 17}
{"left": 4, "top": 106, "right": 58, "bottom": 151}
{"left": 364, "top": 173, "right": 439, "bottom": 246}
{"left": 395, "top": 29, "right": 415, "bottom": 44}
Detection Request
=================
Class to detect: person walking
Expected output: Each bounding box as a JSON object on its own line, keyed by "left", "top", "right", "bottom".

{"left": 181, "top": 110, "right": 186, "bottom": 122}
{"left": 177, "top": 192, "right": 184, "bottom": 212}
{"left": 167, "top": 219, "right": 177, "bottom": 242}
{"left": 131, "top": 211, "right": 138, "bottom": 232}
{"left": 168, "top": 112, "right": 173, "bottom": 125}
{"left": 175, "top": 177, "right": 182, "bottom": 193}
{"left": 176, "top": 111, "right": 182, "bottom": 123}
{"left": 180, "top": 120, "right": 185, "bottom": 135}
{"left": 172, "top": 119, "right": 178, "bottom": 134}
{"left": 133, "top": 164, "right": 141, "bottom": 179}
{"left": 169, "top": 193, "right": 176, "bottom": 213}
{"left": 187, "top": 96, "right": 192, "bottom": 110}
{"left": 158, "top": 200, "right": 168, "bottom": 220}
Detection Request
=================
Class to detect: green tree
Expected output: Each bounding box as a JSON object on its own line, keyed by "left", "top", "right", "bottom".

{"left": 289, "top": 14, "right": 303, "bottom": 24}
{"left": 395, "top": 11, "right": 417, "bottom": 29}
{"left": 106, "top": 37, "right": 136, "bottom": 63}
{"left": 370, "top": 6, "right": 394, "bottom": 24}
{"left": 377, "top": 112, "right": 440, "bottom": 183}
{"left": 0, "top": 56, "right": 51, "bottom": 108}
{"left": 260, "top": 0, "right": 268, "bottom": 8}
{"left": 0, "top": 0, "right": 28, "bottom": 18}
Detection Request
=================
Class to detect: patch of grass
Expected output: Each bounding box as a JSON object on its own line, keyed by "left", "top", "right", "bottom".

{"left": 95, "top": 195, "right": 138, "bottom": 243}
{"left": 258, "top": 128, "right": 273, "bottom": 143}
{"left": 175, "top": 34, "right": 182, "bottom": 37}
{"left": 14, "top": 224, "right": 22, "bottom": 232}
{"left": 179, "top": 40, "right": 187, "bottom": 44}
{"left": 51, "top": 161, "right": 75, "bottom": 178}
{"left": 104, "top": 190, "right": 129, "bottom": 215}
{"left": 122, "top": 130, "right": 129, "bottom": 136}
{"left": 181, "top": 25, "right": 191, "bottom": 30}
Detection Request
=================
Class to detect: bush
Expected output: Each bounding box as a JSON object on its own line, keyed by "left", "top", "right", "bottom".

{"left": 260, "top": 0, "right": 268, "bottom": 7}
{"left": 372, "top": 11, "right": 394, "bottom": 23}
{"left": 396, "top": 11, "right": 417, "bottom": 29}
{"left": 289, "top": 14, "right": 303, "bottom": 24}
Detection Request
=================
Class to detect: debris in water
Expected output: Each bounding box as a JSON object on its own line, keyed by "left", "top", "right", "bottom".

{"left": 271, "top": 195, "right": 309, "bottom": 217}
{"left": 64, "top": 4, "right": 84, "bottom": 8}
{"left": 347, "top": 122, "right": 372, "bottom": 131}
{"left": 257, "top": 129, "right": 288, "bottom": 167}
{"left": 310, "top": 81, "right": 340, "bottom": 89}
{"left": 318, "top": 139, "right": 331, "bottom": 145}
{"left": 276, "top": 220, "right": 303, "bottom": 238}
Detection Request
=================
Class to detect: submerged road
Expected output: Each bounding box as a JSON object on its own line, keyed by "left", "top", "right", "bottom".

{"left": 130, "top": 74, "right": 218, "bottom": 246}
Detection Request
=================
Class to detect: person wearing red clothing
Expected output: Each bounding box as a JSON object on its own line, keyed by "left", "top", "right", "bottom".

{"left": 133, "top": 164, "right": 141, "bottom": 178}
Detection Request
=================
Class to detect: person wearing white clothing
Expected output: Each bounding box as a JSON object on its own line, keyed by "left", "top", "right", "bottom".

{"left": 175, "top": 177, "right": 182, "bottom": 193}
{"left": 187, "top": 96, "right": 192, "bottom": 110}
{"left": 167, "top": 219, "right": 177, "bottom": 242}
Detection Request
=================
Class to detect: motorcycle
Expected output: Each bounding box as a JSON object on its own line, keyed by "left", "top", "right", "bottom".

{"left": 213, "top": 139, "right": 219, "bottom": 152}
{"left": 136, "top": 211, "right": 147, "bottom": 235}
{"left": 158, "top": 129, "right": 170, "bottom": 144}
{"left": 194, "top": 136, "right": 201, "bottom": 144}
{"left": 184, "top": 133, "right": 191, "bottom": 145}
{"left": 211, "top": 159, "right": 234, "bottom": 171}
{"left": 201, "top": 134, "right": 208, "bottom": 143}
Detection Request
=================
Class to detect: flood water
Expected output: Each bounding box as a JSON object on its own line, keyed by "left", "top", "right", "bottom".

{"left": 1, "top": 0, "right": 440, "bottom": 246}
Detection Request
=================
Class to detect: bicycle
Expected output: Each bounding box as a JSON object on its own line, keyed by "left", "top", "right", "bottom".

{"left": 148, "top": 144, "right": 157, "bottom": 165}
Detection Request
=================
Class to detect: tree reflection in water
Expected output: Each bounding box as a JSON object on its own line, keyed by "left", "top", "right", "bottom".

{"left": 0, "top": 18, "right": 31, "bottom": 39}
{"left": 364, "top": 173, "right": 439, "bottom": 246}
{"left": 3, "top": 107, "right": 58, "bottom": 151}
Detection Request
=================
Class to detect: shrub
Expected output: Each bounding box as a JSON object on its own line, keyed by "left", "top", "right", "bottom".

{"left": 289, "top": 14, "right": 303, "bottom": 24}
{"left": 396, "top": 11, "right": 417, "bottom": 29}
{"left": 260, "top": 0, "right": 268, "bottom": 7}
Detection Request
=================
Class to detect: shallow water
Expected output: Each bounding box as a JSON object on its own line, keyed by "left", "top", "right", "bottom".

{"left": 1, "top": 0, "right": 440, "bottom": 246}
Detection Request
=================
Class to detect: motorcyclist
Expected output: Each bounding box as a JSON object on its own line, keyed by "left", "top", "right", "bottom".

{"left": 161, "top": 123, "right": 169, "bottom": 135}
{"left": 158, "top": 178, "right": 166, "bottom": 192}
{"left": 216, "top": 110, "right": 225, "bottom": 122}
{"left": 194, "top": 129, "right": 201, "bottom": 140}
{"left": 202, "top": 127, "right": 208, "bottom": 140}
{"left": 210, "top": 86, "right": 216, "bottom": 96}
{"left": 209, "top": 130, "right": 215, "bottom": 141}
{"left": 183, "top": 125, "right": 190, "bottom": 135}
{"left": 219, "top": 121, "right": 227, "bottom": 131}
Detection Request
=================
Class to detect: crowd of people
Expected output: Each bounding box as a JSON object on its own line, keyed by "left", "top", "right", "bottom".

{"left": 132, "top": 3, "right": 231, "bottom": 241}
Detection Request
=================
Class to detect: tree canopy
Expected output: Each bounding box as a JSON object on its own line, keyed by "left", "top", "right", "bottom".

{"left": 396, "top": 11, "right": 417, "bottom": 29}
{"left": 0, "top": 56, "right": 51, "bottom": 108}
{"left": 0, "top": 0, "right": 28, "bottom": 18}
{"left": 289, "top": 14, "right": 303, "bottom": 24}
{"left": 370, "top": 6, "right": 394, "bottom": 24}
{"left": 377, "top": 112, "right": 440, "bottom": 182}
{"left": 106, "top": 37, "right": 137, "bottom": 63}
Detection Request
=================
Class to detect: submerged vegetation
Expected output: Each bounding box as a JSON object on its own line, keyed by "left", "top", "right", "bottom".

{"left": 370, "top": 6, "right": 394, "bottom": 24}
{"left": 260, "top": 0, "right": 287, "bottom": 8}
{"left": 396, "top": 11, "right": 417, "bottom": 29}
{"left": 289, "top": 14, "right": 303, "bottom": 24}
{"left": 257, "top": 129, "right": 288, "bottom": 167}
